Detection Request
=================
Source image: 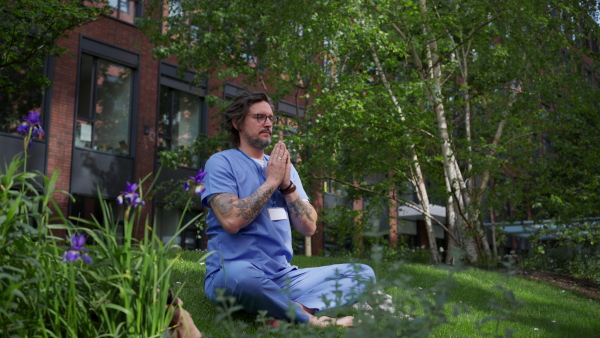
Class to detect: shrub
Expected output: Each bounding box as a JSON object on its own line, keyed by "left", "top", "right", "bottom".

{"left": 0, "top": 153, "right": 201, "bottom": 336}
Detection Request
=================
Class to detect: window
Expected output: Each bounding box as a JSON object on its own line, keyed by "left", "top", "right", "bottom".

{"left": 162, "top": 0, "right": 205, "bottom": 42}
{"left": 323, "top": 178, "right": 348, "bottom": 197}
{"left": 84, "top": 0, "right": 142, "bottom": 24}
{"left": 75, "top": 54, "right": 134, "bottom": 155}
{"left": 158, "top": 63, "right": 206, "bottom": 167}
{"left": 158, "top": 86, "right": 203, "bottom": 158}
{"left": 166, "top": 0, "right": 183, "bottom": 16}
{"left": 108, "top": 0, "right": 142, "bottom": 24}
{"left": 154, "top": 207, "right": 205, "bottom": 250}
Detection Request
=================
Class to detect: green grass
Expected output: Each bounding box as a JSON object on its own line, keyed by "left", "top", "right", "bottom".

{"left": 166, "top": 251, "right": 600, "bottom": 337}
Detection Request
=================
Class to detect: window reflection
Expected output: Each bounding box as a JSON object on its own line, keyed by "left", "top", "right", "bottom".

{"left": 158, "top": 85, "right": 203, "bottom": 166}
{"left": 108, "top": 0, "right": 140, "bottom": 24}
{"left": 76, "top": 54, "right": 133, "bottom": 155}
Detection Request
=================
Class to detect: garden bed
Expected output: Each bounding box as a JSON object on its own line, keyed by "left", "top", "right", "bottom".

{"left": 521, "top": 270, "right": 600, "bottom": 301}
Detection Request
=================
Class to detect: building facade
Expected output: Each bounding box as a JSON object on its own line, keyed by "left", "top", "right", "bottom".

{"left": 0, "top": 2, "right": 324, "bottom": 252}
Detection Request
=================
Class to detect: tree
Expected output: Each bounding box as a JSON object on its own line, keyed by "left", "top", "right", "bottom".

{"left": 140, "top": 0, "right": 600, "bottom": 264}
{"left": 0, "top": 0, "right": 111, "bottom": 132}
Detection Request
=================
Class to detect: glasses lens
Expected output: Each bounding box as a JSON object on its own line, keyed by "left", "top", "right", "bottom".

{"left": 255, "top": 114, "right": 277, "bottom": 124}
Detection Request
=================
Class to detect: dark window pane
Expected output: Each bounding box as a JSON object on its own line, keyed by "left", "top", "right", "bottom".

{"left": 157, "top": 137, "right": 170, "bottom": 152}
{"left": 77, "top": 54, "right": 94, "bottom": 120}
{"left": 171, "top": 90, "right": 201, "bottom": 148}
{"left": 94, "top": 59, "right": 133, "bottom": 155}
{"left": 76, "top": 55, "right": 134, "bottom": 155}
{"left": 108, "top": 0, "right": 140, "bottom": 24}
{"left": 158, "top": 85, "right": 171, "bottom": 136}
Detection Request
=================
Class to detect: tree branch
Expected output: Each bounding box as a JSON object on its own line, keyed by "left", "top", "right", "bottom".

{"left": 311, "top": 173, "right": 460, "bottom": 244}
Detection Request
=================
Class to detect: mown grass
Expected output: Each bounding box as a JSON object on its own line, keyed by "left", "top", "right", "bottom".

{"left": 166, "top": 251, "right": 600, "bottom": 337}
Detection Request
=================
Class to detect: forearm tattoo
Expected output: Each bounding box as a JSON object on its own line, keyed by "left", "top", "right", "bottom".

{"left": 211, "top": 188, "right": 274, "bottom": 221}
{"left": 287, "top": 197, "right": 315, "bottom": 223}
{"left": 211, "top": 194, "right": 234, "bottom": 214}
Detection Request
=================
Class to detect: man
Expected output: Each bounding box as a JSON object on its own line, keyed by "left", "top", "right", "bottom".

{"left": 201, "top": 91, "right": 375, "bottom": 327}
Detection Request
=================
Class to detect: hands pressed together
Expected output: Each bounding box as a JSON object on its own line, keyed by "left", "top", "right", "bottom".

{"left": 265, "top": 141, "right": 292, "bottom": 191}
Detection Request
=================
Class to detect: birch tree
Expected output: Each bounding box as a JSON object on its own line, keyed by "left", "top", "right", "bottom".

{"left": 140, "top": 0, "right": 600, "bottom": 263}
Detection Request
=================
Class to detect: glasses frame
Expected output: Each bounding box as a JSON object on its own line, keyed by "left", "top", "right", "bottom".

{"left": 249, "top": 113, "right": 279, "bottom": 125}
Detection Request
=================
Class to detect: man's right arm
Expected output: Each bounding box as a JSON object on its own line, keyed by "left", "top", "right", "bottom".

{"left": 209, "top": 183, "right": 277, "bottom": 234}
{"left": 208, "top": 142, "right": 289, "bottom": 233}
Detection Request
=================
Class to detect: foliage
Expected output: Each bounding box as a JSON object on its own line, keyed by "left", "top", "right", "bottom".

{"left": 154, "top": 177, "right": 199, "bottom": 210}
{"left": 0, "top": 153, "right": 202, "bottom": 336}
{"left": 0, "top": 0, "right": 111, "bottom": 133}
{"left": 382, "top": 245, "right": 435, "bottom": 265}
{"left": 524, "top": 243, "right": 600, "bottom": 284}
{"left": 568, "top": 251, "right": 600, "bottom": 284}
{"left": 140, "top": 0, "right": 600, "bottom": 263}
{"left": 320, "top": 204, "right": 363, "bottom": 257}
{"left": 165, "top": 250, "right": 600, "bottom": 337}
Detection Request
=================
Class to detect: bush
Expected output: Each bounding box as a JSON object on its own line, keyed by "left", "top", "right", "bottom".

{"left": 0, "top": 153, "right": 201, "bottom": 336}
{"left": 523, "top": 243, "right": 600, "bottom": 283}
{"left": 569, "top": 251, "right": 600, "bottom": 283}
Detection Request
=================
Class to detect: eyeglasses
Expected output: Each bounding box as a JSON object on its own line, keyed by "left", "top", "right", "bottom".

{"left": 249, "top": 114, "right": 279, "bottom": 125}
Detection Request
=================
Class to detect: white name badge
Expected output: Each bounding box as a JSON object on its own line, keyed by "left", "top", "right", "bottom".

{"left": 268, "top": 207, "right": 288, "bottom": 221}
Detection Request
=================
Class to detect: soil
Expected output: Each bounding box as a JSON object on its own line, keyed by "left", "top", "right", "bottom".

{"left": 518, "top": 270, "right": 600, "bottom": 301}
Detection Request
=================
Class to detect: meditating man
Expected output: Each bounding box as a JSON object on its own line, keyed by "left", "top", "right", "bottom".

{"left": 201, "top": 91, "right": 375, "bottom": 326}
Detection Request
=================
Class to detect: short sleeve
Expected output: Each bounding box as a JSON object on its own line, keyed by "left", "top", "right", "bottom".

{"left": 290, "top": 165, "right": 309, "bottom": 201}
{"left": 201, "top": 153, "right": 239, "bottom": 208}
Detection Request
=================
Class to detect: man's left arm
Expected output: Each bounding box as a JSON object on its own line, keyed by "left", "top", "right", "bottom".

{"left": 284, "top": 192, "right": 317, "bottom": 236}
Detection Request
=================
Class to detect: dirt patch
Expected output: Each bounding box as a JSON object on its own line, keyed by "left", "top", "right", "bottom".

{"left": 519, "top": 270, "right": 600, "bottom": 301}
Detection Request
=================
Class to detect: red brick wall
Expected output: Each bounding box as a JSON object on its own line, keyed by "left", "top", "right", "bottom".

{"left": 50, "top": 15, "right": 159, "bottom": 237}
{"left": 46, "top": 14, "right": 323, "bottom": 252}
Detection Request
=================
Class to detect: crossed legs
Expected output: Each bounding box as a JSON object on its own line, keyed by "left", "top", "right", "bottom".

{"left": 205, "top": 261, "right": 375, "bottom": 326}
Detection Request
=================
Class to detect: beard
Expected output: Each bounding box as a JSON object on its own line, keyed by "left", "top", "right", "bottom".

{"left": 244, "top": 129, "right": 272, "bottom": 149}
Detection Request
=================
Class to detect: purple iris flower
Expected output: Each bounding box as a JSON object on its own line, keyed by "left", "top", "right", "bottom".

{"left": 116, "top": 181, "right": 145, "bottom": 208}
{"left": 183, "top": 169, "right": 207, "bottom": 195}
{"left": 62, "top": 234, "right": 93, "bottom": 264}
{"left": 17, "top": 110, "right": 45, "bottom": 148}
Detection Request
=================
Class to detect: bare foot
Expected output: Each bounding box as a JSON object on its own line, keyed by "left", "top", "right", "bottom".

{"left": 294, "top": 301, "right": 354, "bottom": 328}
{"left": 265, "top": 319, "right": 280, "bottom": 328}
{"left": 308, "top": 315, "right": 355, "bottom": 327}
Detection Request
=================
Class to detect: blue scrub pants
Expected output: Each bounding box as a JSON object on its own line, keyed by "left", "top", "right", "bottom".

{"left": 204, "top": 261, "right": 376, "bottom": 323}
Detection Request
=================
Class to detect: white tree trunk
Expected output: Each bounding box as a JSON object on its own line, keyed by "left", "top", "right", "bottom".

{"left": 420, "top": 0, "right": 491, "bottom": 262}
{"left": 304, "top": 236, "right": 312, "bottom": 257}
{"left": 412, "top": 153, "right": 441, "bottom": 264}
{"left": 444, "top": 178, "right": 457, "bottom": 265}
{"left": 370, "top": 44, "right": 440, "bottom": 264}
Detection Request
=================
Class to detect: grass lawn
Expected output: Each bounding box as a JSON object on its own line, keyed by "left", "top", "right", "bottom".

{"left": 167, "top": 251, "right": 600, "bottom": 337}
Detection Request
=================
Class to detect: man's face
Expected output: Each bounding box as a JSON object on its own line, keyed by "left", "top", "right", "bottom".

{"left": 237, "top": 101, "right": 274, "bottom": 150}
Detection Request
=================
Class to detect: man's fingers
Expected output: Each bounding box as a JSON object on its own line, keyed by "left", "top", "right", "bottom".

{"left": 271, "top": 141, "right": 283, "bottom": 160}
{"left": 272, "top": 141, "right": 288, "bottom": 162}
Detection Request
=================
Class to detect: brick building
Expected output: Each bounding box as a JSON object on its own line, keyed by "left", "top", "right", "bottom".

{"left": 0, "top": 2, "right": 325, "bottom": 252}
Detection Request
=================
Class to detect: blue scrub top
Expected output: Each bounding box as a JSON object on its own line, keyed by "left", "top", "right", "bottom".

{"left": 201, "top": 149, "right": 309, "bottom": 280}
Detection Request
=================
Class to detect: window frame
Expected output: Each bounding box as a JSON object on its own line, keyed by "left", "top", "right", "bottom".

{"left": 74, "top": 36, "right": 140, "bottom": 158}
{"left": 75, "top": 54, "right": 135, "bottom": 155}
{"left": 157, "top": 62, "right": 208, "bottom": 168}
{"left": 158, "top": 85, "right": 206, "bottom": 153}
{"left": 108, "top": 0, "right": 143, "bottom": 25}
